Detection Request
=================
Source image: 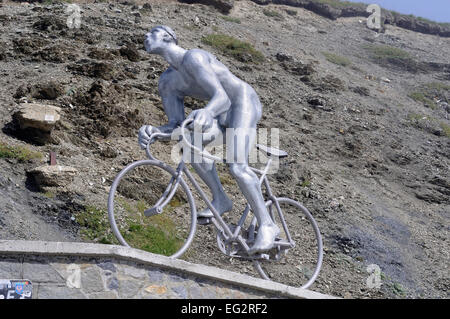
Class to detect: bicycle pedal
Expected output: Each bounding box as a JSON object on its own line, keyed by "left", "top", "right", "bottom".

{"left": 144, "top": 206, "right": 162, "bottom": 217}
{"left": 197, "top": 217, "right": 212, "bottom": 225}
{"left": 260, "top": 253, "right": 270, "bottom": 260}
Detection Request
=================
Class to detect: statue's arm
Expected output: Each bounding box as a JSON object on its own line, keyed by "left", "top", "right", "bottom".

{"left": 183, "top": 51, "right": 231, "bottom": 118}
{"left": 158, "top": 69, "right": 185, "bottom": 127}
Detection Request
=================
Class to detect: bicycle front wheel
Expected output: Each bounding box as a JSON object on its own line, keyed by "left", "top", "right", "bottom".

{"left": 108, "top": 160, "right": 197, "bottom": 259}
{"left": 253, "top": 197, "right": 323, "bottom": 290}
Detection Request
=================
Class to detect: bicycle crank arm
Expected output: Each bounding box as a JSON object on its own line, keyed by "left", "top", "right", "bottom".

{"left": 144, "top": 206, "right": 162, "bottom": 217}
{"left": 234, "top": 253, "right": 271, "bottom": 260}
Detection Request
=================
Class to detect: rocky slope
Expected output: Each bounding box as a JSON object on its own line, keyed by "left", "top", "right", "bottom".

{"left": 0, "top": 0, "right": 449, "bottom": 298}
{"left": 183, "top": 0, "right": 450, "bottom": 36}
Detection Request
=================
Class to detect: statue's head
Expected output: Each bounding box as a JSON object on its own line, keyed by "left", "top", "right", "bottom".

{"left": 144, "top": 25, "right": 178, "bottom": 54}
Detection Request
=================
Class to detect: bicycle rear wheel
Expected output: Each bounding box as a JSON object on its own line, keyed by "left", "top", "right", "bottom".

{"left": 252, "top": 197, "right": 323, "bottom": 289}
{"left": 108, "top": 160, "right": 197, "bottom": 259}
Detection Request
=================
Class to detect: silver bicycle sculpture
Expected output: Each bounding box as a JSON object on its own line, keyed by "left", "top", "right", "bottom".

{"left": 108, "top": 118, "right": 323, "bottom": 289}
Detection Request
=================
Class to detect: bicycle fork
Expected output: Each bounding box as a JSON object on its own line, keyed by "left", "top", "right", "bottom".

{"left": 144, "top": 162, "right": 185, "bottom": 217}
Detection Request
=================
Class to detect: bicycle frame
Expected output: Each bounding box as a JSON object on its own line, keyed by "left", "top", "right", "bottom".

{"left": 144, "top": 120, "right": 295, "bottom": 260}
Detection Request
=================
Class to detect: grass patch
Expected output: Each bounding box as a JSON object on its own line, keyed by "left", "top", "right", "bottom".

{"left": 365, "top": 44, "right": 411, "bottom": 61}
{"left": 285, "top": 9, "right": 297, "bottom": 16}
{"left": 392, "top": 282, "right": 407, "bottom": 296}
{"left": 406, "top": 113, "right": 448, "bottom": 137}
{"left": 43, "top": 191, "right": 55, "bottom": 199}
{"left": 407, "top": 113, "right": 427, "bottom": 122}
{"left": 118, "top": 197, "right": 186, "bottom": 256}
{"left": 0, "top": 142, "right": 43, "bottom": 162}
{"left": 322, "top": 52, "right": 351, "bottom": 67}
{"left": 364, "top": 44, "right": 420, "bottom": 72}
{"left": 301, "top": 180, "right": 311, "bottom": 188}
{"left": 75, "top": 199, "right": 187, "bottom": 256}
{"left": 408, "top": 92, "right": 436, "bottom": 109}
{"left": 221, "top": 16, "right": 241, "bottom": 24}
{"left": 414, "top": 15, "right": 450, "bottom": 28}
{"left": 75, "top": 205, "right": 118, "bottom": 245}
{"left": 122, "top": 198, "right": 185, "bottom": 255}
{"left": 440, "top": 122, "right": 450, "bottom": 138}
{"left": 423, "top": 82, "right": 450, "bottom": 92}
{"left": 263, "top": 9, "right": 283, "bottom": 19}
{"left": 315, "top": 0, "right": 360, "bottom": 9}
{"left": 201, "top": 34, "right": 265, "bottom": 64}
{"left": 408, "top": 81, "right": 450, "bottom": 110}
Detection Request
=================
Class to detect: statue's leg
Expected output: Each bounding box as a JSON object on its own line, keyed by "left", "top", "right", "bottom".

{"left": 190, "top": 121, "right": 232, "bottom": 218}
{"left": 226, "top": 97, "right": 279, "bottom": 254}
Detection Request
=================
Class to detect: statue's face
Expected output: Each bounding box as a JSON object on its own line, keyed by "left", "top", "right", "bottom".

{"left": 144, "top": 28, "right": 167, "bottom": 54}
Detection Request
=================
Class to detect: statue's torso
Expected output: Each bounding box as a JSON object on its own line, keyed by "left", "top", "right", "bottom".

{"left": 165, "top": 49, "right": 256, "bottom": 103}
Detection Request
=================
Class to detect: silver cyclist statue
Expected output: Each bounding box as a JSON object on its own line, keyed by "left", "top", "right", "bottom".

{"left": 138, "top": 26, "right": 280, "bottom": 254}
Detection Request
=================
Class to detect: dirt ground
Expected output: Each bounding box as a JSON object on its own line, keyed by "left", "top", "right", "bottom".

{"left": 0, "top": 0, "right": 448, "bottom": 298}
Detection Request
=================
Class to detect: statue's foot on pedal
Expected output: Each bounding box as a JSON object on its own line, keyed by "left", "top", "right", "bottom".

{"left": 248, "top": 223, "right": 280, "bottom": 255}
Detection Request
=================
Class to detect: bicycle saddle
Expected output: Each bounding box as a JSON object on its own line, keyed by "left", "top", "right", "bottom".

{"left": 255, "top": 144, "right": 288, "bottom": 158}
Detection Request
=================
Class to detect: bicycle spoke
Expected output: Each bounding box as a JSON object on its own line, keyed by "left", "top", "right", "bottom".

{"left": 108, "top": 160, "right": 196, "bottom": 258}
{"left": 253, "top": 198, "right": 323, "bottom": 289}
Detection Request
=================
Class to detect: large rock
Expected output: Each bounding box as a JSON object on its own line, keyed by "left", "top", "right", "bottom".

{"left": 305, "top": 1, "right": 341, "bottom": 20}
{"left": 178, "top": 0, "right": 234, "bottom": 14}
{"left": 28, "top": 165, "right": 78, "bottom": 189}
{"left": 13, "top": 103, "right": 61, "bottom": 133}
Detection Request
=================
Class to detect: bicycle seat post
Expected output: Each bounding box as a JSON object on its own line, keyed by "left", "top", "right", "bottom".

{"left": 259, "top": 157, "right": 272, "bottom": 185}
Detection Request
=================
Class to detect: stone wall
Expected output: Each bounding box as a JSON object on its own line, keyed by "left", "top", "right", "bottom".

{"left": 0, "top": 240, "right": 335, "bottom": 299}
{"left": 0, "top": 255, "right": 273, "bottom": 298}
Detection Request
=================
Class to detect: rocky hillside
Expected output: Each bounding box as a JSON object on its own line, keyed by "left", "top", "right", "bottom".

{"left": 182, "top": 0, "right": 450, "bottom": 36}
{"left": 0, "top": 0, "right": 449, "bottom": 298}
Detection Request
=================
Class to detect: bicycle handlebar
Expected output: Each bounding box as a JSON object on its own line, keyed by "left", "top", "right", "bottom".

{"left": 145, "top": 119, "right": 223, "bottom": 162}
{"left": 180, "top": 118, "right": 223, "bottom": 162}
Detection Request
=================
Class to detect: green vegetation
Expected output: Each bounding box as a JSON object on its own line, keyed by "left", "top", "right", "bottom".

{"left": 365, "top": 44, "right": 411, "bottom": 61}
{"left": 413, "top": 15, "right": 450, "bottom": 28}
{"left": 322, "top": 52, "right": 352, "bottom": 67}
{"left": 301, "top": 180, "right": 311, "bottom": 188}
{"left": 221, "top": 16, "right": 241, "bottom": 24}
{"left": 43, "top": 191, "right": 55, "bottom": 199}
{"left": 408, "top": 92, "right": 436, "bottom": 109}
{"left": 263, "top": 9, "right": 283, "bottom": 19}
{"left": 314, "top": 0, "right": 359, "bottom": 9}
{"left": 75, "top": 199, "right": 187, "bottom": 256}
{"left": 407, "top": 113, "right": 427, "bottom": 122}
{"left": 392, "top": 282, "right": 407, "bottom": 296}
{"left": 440, "top": 122, "right": 450, "bottom": 138}
{"left": 364, "top": 44, "right": 420, "bottom": 72}
{"left": 201, "top": 34, "right": 265, "bottom": 64}
{"left": 285, "top": 9, "right": 297, "bottom": 16}
{"left": 406, "top": 113, "right": 450, "bottom": 138}
{"left": 423, "top": 81, "right": 450, "bottom": 92}
{"left": 0, "top": 142, "right": 43, "bottom": 162}
{"left": 75, "top": 205, "right": 118, "bottom": 245}
{"left": 408, "top": 82, "right": 450, "bottom": 110}
{"left": 121, "top": 198, "right": 185, "bottom": 255}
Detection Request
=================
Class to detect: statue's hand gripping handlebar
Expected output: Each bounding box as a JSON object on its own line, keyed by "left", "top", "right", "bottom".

{"left": 180, "top": 118, "right": 223, "bottom": 162}
{"left": 144, "top": 118, "right": 223, "bottom": 162}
